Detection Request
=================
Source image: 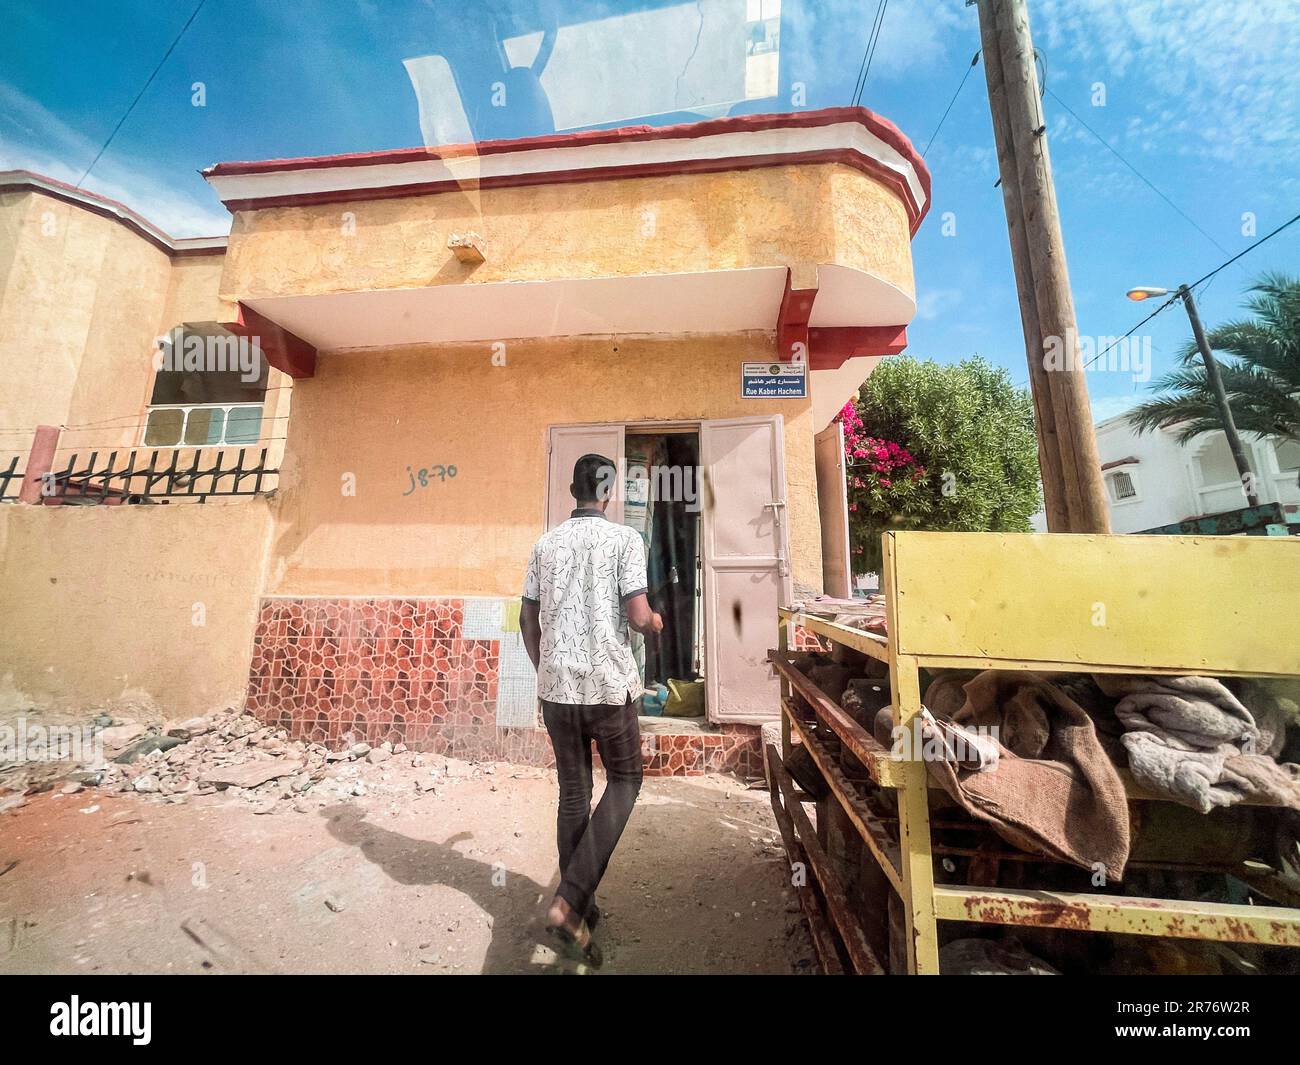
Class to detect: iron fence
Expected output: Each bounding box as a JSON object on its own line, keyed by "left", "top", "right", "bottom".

{"left": 0, "top": 455, "right": 22, "bottom": 501}
{"left": 8, "top": 447, "right": 279, "bottom": 505}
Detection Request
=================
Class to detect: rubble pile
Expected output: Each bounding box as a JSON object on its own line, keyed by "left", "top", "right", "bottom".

{"left": 1, "top": 708, "right": 513, "bottom": 815}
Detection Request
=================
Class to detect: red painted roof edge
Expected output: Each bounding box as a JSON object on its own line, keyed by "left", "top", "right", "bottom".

{"left": 204, "top": 106, "right": 931, "bottom": 201}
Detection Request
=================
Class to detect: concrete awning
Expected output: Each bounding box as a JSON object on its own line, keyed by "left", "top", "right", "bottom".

{"left": 205, "top": 108, "right": 931, "bottom": 426}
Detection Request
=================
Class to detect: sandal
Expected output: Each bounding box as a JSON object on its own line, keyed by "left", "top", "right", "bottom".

{"left": 546, "top": 918, "right": 603, "bottom": 967}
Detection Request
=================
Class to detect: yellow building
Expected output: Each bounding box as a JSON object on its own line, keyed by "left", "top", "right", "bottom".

{"left": 0, "top": 107, "right": 929, "bottom": 773}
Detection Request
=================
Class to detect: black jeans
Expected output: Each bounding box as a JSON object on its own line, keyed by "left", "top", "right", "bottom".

{"left": 541, "top": 698, "right": 643, "bottom": 918}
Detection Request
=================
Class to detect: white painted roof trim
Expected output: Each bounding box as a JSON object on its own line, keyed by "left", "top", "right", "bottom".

{"left": 0, "top": 170, "right": 228, "bottom": 253}
{"left": 204, "top": 121, "right": 927, "bottom": 218}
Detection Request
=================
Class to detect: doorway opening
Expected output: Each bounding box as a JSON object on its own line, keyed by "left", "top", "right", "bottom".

{"left": 547, "top": 413, "right": 788, "bottom": 725}
{"left": 623, "top": 428, "right": 706, "bottom": 726}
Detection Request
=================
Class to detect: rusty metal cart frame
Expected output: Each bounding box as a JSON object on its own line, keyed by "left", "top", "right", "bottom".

{"left": 768, "top": 530, "right": 1300, "bottom": 974}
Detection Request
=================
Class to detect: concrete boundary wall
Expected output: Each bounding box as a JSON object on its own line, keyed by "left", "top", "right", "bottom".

{"left": 0, "top": 500, "right": 274, "bottom": 723}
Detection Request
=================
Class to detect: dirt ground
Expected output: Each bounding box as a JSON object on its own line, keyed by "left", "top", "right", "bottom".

{"left": 0, "top": 768, "right": 816, "bottom": 975}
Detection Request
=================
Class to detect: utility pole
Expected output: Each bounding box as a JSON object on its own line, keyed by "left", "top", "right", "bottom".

{"left": 1178, "top": 284, "right": 1260, "bottom": 507}
{"left": 976, "top": 0, "right": 1111, "bottom": 533}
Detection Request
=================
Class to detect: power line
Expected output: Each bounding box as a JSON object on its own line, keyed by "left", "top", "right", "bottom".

{"left": 49, "top": 437, "right": 288, "bottom": 451}
{"left": 0, "top": 409, "right": 296, "bottom": 437}
{"left": 1081, "top": 293, "right": 1180, "bottom": 372}
{"left": 1081, "top": 210, "right": 1300, "bottom": 371}
{"left": 0, "top": 384, "right": 299, "bottom": 436}
{"left": 923, "top": 50, "right": 981, "bottom": 157}
{"left": 850, "top": 1, "right": 883, "bottom": 107}
{"left": 1188, "top": 211, "right": 1300, "bottom": 289}
{"left": 1045, "top": 86, "right": 1230, "bottom": 257}
{"left": 851, "top": 0, "right": 889, "bottom": 108}
{"left": 76, "top": 0, "right": 208, "bottom": 187}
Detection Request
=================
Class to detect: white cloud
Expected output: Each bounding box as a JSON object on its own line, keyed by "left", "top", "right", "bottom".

{"left": 1088, "top": 393, "right": 1143, "bottom": 425}
{"left": 926, "top": 139, "right": 997, "bottom": 180}
{"left": 865, "top": 2, "right": 967, "bottom": 79}
{"left": 1035, "top": 0, "right": 1300, "bottom": 169}
{"left": 0, "top": 79, "right": 230, "bottom": 238}
{"left": 916, "top": 286, "right": 963, "bottom": 321}
{"left": 780, "top": 0, "right": 965, "bottom": 95}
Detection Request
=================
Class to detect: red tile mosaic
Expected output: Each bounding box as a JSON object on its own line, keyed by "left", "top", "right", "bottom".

{"left": 245, "top": 596, "right": 762, "bottom": 778}
{"left": 792, "top": 624, "right": 831, "bottom": 652}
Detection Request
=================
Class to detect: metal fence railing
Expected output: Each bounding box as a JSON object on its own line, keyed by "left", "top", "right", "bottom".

{"left": 0, "top": 455, "right": 23, "bottom": 502}
{"left": 7, "top": 447, "right": 279, "bottom": 505}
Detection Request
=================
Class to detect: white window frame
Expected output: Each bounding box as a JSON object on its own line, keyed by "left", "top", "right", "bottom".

{"left": 140, "top": 401, "right": 265, "bottom": 449}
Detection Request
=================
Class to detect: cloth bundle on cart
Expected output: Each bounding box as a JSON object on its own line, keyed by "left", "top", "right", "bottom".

{"left": 921, "top": 670, "right": 1131, "bottom": 881}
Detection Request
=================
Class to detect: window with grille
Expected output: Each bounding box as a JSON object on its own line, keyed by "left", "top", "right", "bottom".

{"left": 1108, "top": 470, "right": 1137, "bottom": 501}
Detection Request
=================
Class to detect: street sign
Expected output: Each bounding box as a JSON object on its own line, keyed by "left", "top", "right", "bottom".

{"left": 741, "top": 361, "right": 806, "bottom": 399}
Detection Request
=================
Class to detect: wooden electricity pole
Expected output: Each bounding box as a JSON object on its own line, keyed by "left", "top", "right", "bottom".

{"left": 977, "top": 0, "right": 1111, "bottom": 533}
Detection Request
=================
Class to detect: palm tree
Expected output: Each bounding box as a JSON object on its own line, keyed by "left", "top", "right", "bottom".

{"left": 1128, "top": 273, "right": 1300, "bottom": 482}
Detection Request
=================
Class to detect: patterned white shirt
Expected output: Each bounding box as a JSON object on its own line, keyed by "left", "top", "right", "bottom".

{"left": 522, "top": 508, "right": 648, "bottom": 705}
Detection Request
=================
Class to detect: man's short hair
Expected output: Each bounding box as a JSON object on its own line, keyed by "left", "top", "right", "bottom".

{"left": 572, "top": 453, "right": 616, "bottom": 502}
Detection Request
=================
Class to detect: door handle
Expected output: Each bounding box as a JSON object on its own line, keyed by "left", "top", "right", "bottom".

{"left": 766, "top": 501, "right": 789, "bottom": 577}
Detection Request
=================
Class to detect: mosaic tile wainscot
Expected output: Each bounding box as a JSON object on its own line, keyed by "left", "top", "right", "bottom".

{"left": 245, "top": 597, "right": 763, "bottom": 778}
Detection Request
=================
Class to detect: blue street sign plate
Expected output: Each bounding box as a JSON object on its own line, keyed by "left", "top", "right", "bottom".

{"left": 742, "top": 361, "right": 807, "bottom": 399}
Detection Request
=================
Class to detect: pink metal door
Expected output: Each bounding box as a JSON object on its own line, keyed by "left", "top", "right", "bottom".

{"left": 700, "top": 415, "right": 790, "bottom": 723}
{"left": 545, "top": 424, "right": 626, "bottom": 530}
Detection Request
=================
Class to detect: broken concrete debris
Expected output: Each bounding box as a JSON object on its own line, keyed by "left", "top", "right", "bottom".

{"left": 114, "top": 733, "right": 184, "bottom": 764}
{"left": 0, "top": 707, "right": 498, "bottom": 814}
{"left": 198, "top": 759, "right": 305, "bottom": 790}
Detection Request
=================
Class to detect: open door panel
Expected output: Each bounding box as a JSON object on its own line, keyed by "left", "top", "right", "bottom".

{"left": 700, "top": 415, "right": 790, "bottom": 723}
{"left": 545, "top": 424, "right": 626, "bottom": 530}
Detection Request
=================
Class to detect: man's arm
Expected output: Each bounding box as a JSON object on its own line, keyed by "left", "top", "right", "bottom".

{"left": 521, "top": 598, "right": 541, "bottom": 671}
{"left": 521, "top": 543, "right": 542, "bottom": 671}
{"left": 617, "top": 532, "right": 661, "bottom": 638}
{"left": 623, "top": 592, "right": 663, "bottom": 638}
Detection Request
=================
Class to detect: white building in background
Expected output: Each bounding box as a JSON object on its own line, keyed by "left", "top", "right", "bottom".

{"left": 1093, "top": 414, "right": 1300, "bottom": 533}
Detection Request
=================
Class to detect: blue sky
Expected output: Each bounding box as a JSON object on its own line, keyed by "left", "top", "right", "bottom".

{"left": 2, "top": 0, "right": 1297, "bottom": 424}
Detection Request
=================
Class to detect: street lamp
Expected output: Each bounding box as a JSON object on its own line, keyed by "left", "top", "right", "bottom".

{"left": 1126, "top": 283, "right": 1259, "bottom": 507}
{"left": 1125, "top": 286, "right": 1169, "bottom": 301}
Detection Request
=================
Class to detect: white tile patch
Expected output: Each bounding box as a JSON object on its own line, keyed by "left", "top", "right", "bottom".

{"left": 459, "top": 601, "right": 539, "bottom": 727}
{"left": 497, "top": 673, "right": 540, "bottom": 727}
{"left": 497, "top": 631, "right": 539, "bottom": 726}
{"left": 499, "top": 631, "right": 534, "bottom": 676}
{"left": 461, "top": 598, "right": 503, "bottom": 639}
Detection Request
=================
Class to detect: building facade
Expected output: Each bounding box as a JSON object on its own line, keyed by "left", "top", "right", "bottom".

{"left": 1095, "top": 413, "right": 1300, "bottom": 534}
{"left": 0, "top": 107, "right": 929, "bottom": 774}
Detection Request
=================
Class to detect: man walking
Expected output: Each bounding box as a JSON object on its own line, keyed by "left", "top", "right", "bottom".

{"left": 521, "top": 453, "right": 662, "bottom": 965}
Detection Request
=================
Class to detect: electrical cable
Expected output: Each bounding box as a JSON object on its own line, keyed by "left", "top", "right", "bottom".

{"left": 851, "top": 0, "right": 889, "bottom": 108}
{"left": 1081, "top": 211, "right": 1300, "bottom": 371}
{"left": 77, "top": 0, "right": 208, "bottom": 187}
{"left": 923, "top": 51, "right": 981, "bottom": 158}
{"left": 1045, "top": 86, "right": 1231, "bottom": 257}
